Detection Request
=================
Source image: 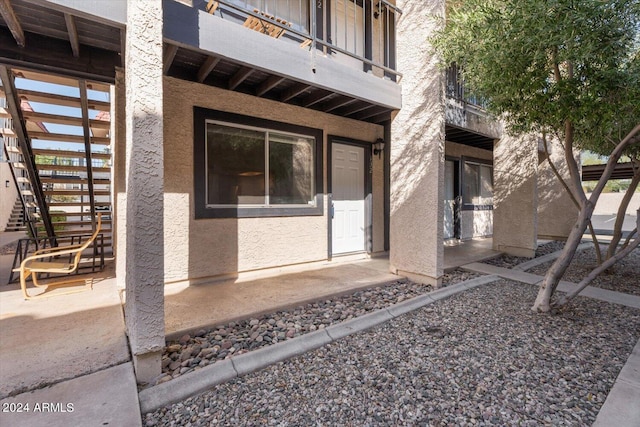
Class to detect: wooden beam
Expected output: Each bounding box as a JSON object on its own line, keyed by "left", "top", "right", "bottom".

{"left": 339, "top": 103, "right": 374, "bottom": 116}
{"left": 0, "top": 29, "right": 118, "bottom": 83}
{"left": 367, "top": 111, "right": 393, "bottom": 124}
{"left": 352, "top": 106, "right": 389, "bottom": 121}
{"left": 22, "top": 111, "right": 110, "bottom": 129}
{"left": 280, "top": 83, "right": 311, "bottom": 102}
{"left": 228, "top": 66, "right": 255, "bottom": 90}
{"left": 302, "top": 90, "right": 333, "bottom": 107}
{"left": 255, "top": 75, "right": 285, "bottom": 96}
{"left": 33, "top": 148, "right": 111, "bottom": 160}
{"left": 163, "top": 43, "right": 178, "bottom": 74}
{"left": 0, "top": 0, "right": 25, "bottom": 47}
{"left": 29, "top": 131, "right": 110, "bottom": 145}
{"left": 14, "top": 68, "right": 111, "bottom": 93}
{"left": 197, "top": 55, "right": 220, "bottom": 83}
{"left": 0, "top": 65, "right": 55, "bottom": 238}
{"left": 64, "top": 13, "right": 80, "bottom": 57}
{"left": 323, "top": 97, "right": 357, "bottom": 113}
{"left": 18, "top": 88, "right": 110, "bottom": 111}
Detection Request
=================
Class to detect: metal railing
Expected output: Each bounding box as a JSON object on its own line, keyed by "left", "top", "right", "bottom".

{"left": 209, "top": 0, "right": 402, "bottom": 81}
{"left": 446, "top": 63, "right": 488, "bottom": 109}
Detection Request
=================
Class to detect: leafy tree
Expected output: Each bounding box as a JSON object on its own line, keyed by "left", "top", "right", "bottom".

{"left": 434, "top": 0, "right": 640, "bottom": 312}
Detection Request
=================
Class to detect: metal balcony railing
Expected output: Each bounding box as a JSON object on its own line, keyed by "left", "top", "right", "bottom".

{"left": 208, "top": 0, "right": 402, "bottom": 81}
{"left": 446, "top": 63, "right": 488, "bottom": 109}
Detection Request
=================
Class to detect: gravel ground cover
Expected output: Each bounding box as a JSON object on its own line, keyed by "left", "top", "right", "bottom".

{"left": 154, "top": 269, "right": 482, "bottom": 387}
{"left": 145, "top": 279, "right": 640, "bottom": 426}
{"left": 528, "top": 247, "right": 640, "bottom": 297}
{"left": 484, "top": 240, "right": 565, "bottom": 269}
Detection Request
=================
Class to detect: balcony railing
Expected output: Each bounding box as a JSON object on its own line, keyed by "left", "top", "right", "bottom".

{"left": 207, "top": 0, "right": 402, "bottom": 81}
{"left": 446, "top": 63, "right": 488, "bottom": 109}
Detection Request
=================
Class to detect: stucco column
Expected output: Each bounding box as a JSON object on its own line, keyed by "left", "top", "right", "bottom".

{"left": 493, "top": 134, "right": 538, "bottom": 257}
{"left": 123, "top": 0, "right": 165, "bottom": 383}
{"left": 114, "top": 68, "right": 126, "bottom": 290}
{"left": 389, "top": 0, "right": 446, "bottom": 286}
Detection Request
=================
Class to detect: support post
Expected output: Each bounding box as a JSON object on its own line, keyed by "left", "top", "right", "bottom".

{"left": 389, "top": 0, "right": 446, "bottom": 286}
{"left": 493, "top": 133, "right": 538, "bottom": 257}
{"left": 123, "top": 0, "right": 165, "bottom": 384}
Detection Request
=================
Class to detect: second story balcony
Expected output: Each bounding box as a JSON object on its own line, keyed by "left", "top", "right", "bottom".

{"left": 445, "top": 63, "right": 501, "bottom": 149}
{"left": 163, "top": 0, "right": 402, "bottom": 123}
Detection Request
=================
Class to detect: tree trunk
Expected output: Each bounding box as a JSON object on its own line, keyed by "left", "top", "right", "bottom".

{"left": 605, "top": 165, "right": 640, "bottom": 260}
{"left": 532, "top": 201, "right": 595, "bottom": 312}
{"left": 556, "top": 209, "right": 640, "bottom": 307}
{"left": 532, "top": 124, "right": 640, "bottom": 312}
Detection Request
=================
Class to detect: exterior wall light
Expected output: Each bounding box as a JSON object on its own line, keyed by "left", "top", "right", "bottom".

{"left": 373, "top": 138, "right": 385, "bottom": 159}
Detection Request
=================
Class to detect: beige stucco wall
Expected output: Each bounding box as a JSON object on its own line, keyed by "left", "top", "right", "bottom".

{"left": 389, "top": 0, "right": 445, "bottom": 285}
{"left": 162, "top": 76, "right": 384, "bottom": 284}
{"left": 493, "top": 132, "right": 538, "bottom": 257}
{"left": 0, "top": 163, "right": 18, "bottom": 231}
{"left": 537, "top": 139, "right": 579, "bottom": 239}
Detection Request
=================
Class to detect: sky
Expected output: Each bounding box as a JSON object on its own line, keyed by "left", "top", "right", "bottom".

{"left": 13, "top": 78, "right": 111, "bottom": 153}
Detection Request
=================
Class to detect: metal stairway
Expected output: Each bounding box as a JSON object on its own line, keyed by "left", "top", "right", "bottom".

{"left": 0, "top": 67, "right": 112, "bottom": 281}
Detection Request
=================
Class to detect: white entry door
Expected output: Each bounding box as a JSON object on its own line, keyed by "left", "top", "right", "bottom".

{"left": 444, "top": 160, "right": 456, "bottom": 239}
{"left": 332, "top": 143, "right": 365, "bottom": 254}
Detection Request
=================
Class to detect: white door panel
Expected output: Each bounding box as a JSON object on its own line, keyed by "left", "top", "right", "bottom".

{"left": 332, "top": 143, "right": 365, "bottom": 254}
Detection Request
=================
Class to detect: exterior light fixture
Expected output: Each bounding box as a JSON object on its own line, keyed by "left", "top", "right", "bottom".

{"left": 373, "top": 138, "right": 385, "bottom": 159}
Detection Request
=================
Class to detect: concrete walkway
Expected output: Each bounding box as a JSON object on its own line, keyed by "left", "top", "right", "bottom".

{"left": 594, "top": 339, "right": 640, "bottom": 427}
{"left": 461, "top": 262, "right": 640, "bottom": 309}
{"left": 0, "top": 363, "right": 141, "bottom": 427}
{"left": 165, "top": 257, "right": 401, "bottom": 337}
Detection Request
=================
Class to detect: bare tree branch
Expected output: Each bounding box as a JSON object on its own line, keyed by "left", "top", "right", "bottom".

{"left": 555, "top": 229, "right": 640, "bottom": 307}
{"left": 606, "top": 164, "right": 640, "bottom": 260}
{"left": 542, "top": 132, "right": 602, "bottom": 263}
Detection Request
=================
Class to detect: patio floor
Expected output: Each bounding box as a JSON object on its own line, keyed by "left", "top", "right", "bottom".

{"left": 0, "top": 235, "right": 502, "bottom": 398}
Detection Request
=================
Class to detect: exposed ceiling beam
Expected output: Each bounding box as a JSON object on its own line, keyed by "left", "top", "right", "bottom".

{"left": 228, "top": 66, "right": 255, "bottom": 90}
{"left": 367, "top": 111, "right": 392, "bottom": 124}
{"left": 323, "top": 97, "right": 357, "bottom": 113}
{"left": 280, "top": 83, "right": 311, "bottom": 102}
{"left": 163, "top": 44, "right": 178, "bottom": 74}
{"left": 255, "top": 75, "right": 285, "bottom": 96}
{"left": 64, "top": 13, "right": 80, "bottom": 57}
{"left": 302, "top": 90, "right": 333, "bottom": 108}
{"left": 0, "top": 29, "right": 118, "bottom": 82}
{"left": 339, "top": 103, "right": 374, "bottom": 116}
{"left": 352, "top": 106, "right": 389, "bottom": 121}
{"left": 0, "top": 0, "right": 25, "bottom": 47}
{"left": 197, "top": 55, "right": 220, "bottom": 83}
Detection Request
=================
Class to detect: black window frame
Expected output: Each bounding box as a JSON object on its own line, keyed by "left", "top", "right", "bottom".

{"left": 194, "top": 107, "right": 324, "bottom": 218}
{"left": 461, "top": 156, "right": 493, "bottom": 211}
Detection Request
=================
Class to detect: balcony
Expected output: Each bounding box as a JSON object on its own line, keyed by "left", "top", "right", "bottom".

{"left": 162, "top": 0, "right": 402, "bottom": 123}
{"left": 444, "top": 63, "right": 500, "bottom": 150}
